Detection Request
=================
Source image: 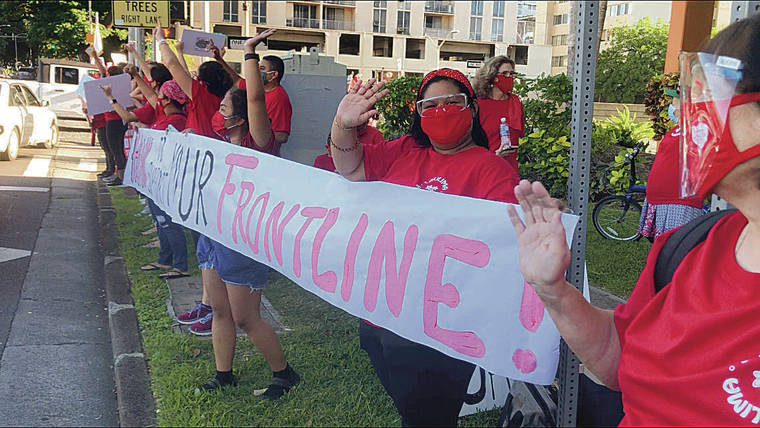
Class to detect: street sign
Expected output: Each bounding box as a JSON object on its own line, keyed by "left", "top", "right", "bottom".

{"left": 466, "top": 60, "right": 484, "bottom": 69}
{"left": 227, "top": 36, "right": 247, "bottom": 51}
{"left": 112, "top": 1, "right": 170, "bottom": 28}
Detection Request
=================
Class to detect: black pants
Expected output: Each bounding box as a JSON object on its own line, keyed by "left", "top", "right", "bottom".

{"left": 96, "top": 126, "right": 114, "bottom": 173}
{"left": 359, "top": 321, "right": 475, "bottom": 427}
{"left": 105, "top": 119, "right": 127, "bottom": 170}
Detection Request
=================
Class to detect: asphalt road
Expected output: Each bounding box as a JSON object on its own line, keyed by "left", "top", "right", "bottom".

{"left": 0, "top": 129, "right": 119, "bottom": 426}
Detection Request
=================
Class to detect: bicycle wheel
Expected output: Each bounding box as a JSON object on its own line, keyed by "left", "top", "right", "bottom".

{"left": 592, "top": 195, "right": 643, "bottom": 241}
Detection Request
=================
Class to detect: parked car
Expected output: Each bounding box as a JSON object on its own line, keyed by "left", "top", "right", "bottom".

{"left": 0, "top": 81, "right": 59, "bottom": 161}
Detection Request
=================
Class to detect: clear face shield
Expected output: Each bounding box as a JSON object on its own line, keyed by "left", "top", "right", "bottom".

{"left": 678, "top": 52, "right": 744, "bottom": 198}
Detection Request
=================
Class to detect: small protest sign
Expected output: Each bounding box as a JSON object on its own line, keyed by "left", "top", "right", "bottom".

{"left": 83, "top": 73, "right": 132, "bottom": 115}
{"left": 180, "top": 29, "right": 227, "bottom": 57}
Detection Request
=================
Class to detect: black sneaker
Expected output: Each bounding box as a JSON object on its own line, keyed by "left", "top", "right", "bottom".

{"left": 97, "top": 171, "right": 112, "bottom": 178}
{"left": 196, "top": 375, "right": 238, "bottom": 393}
{"left": 258, "top": 369, "right": 301, "bottom": 401}
{"left": 106, "top": 178, "right": 123, "bottom": 186}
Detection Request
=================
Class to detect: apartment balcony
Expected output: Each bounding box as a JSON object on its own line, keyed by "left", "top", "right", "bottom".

{"left": 323, "top": 0, "right": 356, "bottom": 6}
{"left": 424, "top": 1, "right": 454, "bottom": 14}
{"left": 323, "top": 19, "right": 355, "bottom": 31}
{"left": 424, "top": 27, "right": 454, "bottom": 38}
{"left": 286, "top": 18, "right": 321, "bottom": 29}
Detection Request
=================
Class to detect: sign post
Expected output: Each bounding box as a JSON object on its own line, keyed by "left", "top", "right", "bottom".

{"left": 112, "top": 1, "right": 170, "bottom": 28}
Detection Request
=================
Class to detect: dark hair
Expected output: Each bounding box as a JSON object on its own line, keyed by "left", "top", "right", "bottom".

{"left": 198, "top": 61, "right": 233, "bottom": 99}
{"left": 702, "top": 13, "right": 760, "bottom": 96}
{"left": 263, "top": 55, "right": 285, "bottom": 82}
{"left": 409, "top": 76, "right": 488, "bottom": 148}
{"left": 107, "top": 65, "right": 123, "bottom": 76}
{"left": 149, "top": 62, "right": 172, "bottom": 86}
{"left": 227, "top": 87, "right": 248, "bottom": 125}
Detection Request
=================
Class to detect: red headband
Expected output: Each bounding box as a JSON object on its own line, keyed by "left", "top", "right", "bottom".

{"left": 419, "top": 68, "right": 474, "bottom": 99}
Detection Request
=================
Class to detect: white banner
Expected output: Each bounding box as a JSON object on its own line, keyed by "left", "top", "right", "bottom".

{"left": 124, "top": 128, "right": 580, "bottom": 384}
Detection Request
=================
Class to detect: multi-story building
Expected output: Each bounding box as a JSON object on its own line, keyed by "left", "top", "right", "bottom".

{"left": 183, "top": 0, "right": 552, "bottom": 80}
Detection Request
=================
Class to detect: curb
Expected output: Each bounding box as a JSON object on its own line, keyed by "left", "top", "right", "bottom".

{"left": 97, "top": 183, "right": 157, "bottom": 427}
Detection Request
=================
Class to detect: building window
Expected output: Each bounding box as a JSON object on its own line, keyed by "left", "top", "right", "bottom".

{"left": 397, "top": 10, "right": 410, "bottom": 34}
{"left": 514, "top": 45, "right": 529, "bottom": 65}
{"left": 251, "top": 0, "right": 266, "bottom": 24}
{"left": 491, "top": 18, "right": 504, "bottom": 42}
{"left": 374, "top": 0, "right": 387, "bottom": 7}
{"left": 551, "top": 34, "right": 568, "bottom": 46}
{"left": 405, "top": 38, "right": 425, "bottom": 59}
{"left": 374, "top": 8, "right": 387, "bottom": 33}
{"left": 339, "top": 34, "right": 360, "bottom": 55}
{"left": 609, "top": 3, "right": 631, "bottom": 16}
{"left": 551, "top": 55, "right": 566, "bottom": 67}
{"left": 493, "top": 0, "right": 505, "bottom": 17}
{"left": 553, "top": 13, "right": 569, "bottom": 25}
{"left": 469, "top": 17, "right": 482, "bottom": 40}
{"left": 397, "top": 0, "right": 411, "bottom": 11}
{"left": 373, "top": 35, "right": 393, "bottom": 57}
{"left": 223, "top": 0, "right": 238, "bottom": 22}
{"left": 292, "top": 4, "right": 318, "bottom": 28}
{"left": 471, "top": 0, "right": 483, "bottom": 16}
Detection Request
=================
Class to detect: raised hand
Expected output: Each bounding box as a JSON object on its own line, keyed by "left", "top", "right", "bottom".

{"left": 124, "top": 42, "right": 136, "bottom": 53}
{"left": 334, "top": 78, "right": 389, "bottom": 129}
{"left": 176, "top": 41, "right": 184, "bottom": 52}
{"left": 243, "top": 28, "right": 276, "bottom": 53}
{"left": 98, "top": 84, "right": 113, "bottom": 98}
{"left": 123, "top": 64, "right": 139, "bottom": 77}
{"left": 507, "top": 180, "right": 571, "bottom": 296}
{"left": 153, "top": 19, "right": 164, "bottom": 43}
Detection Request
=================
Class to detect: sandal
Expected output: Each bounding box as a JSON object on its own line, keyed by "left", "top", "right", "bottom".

{"left": 140, "top": 262, "right": 170, "bottom": 271}
{"left": 196, "top": 375, "right": 238, "bottom": 393}
{"left": 255, "top": 371, "right": 301, "bottom": 401}
{"left": 159, "top": 268, "right": 190, "bottom": 279}
{"left": 141, "top": 239, "right": 160, "bottom": 249}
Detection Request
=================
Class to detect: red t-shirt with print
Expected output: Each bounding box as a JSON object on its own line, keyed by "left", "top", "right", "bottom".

{"left": 478, "top": 95, "right": 525, "bottom": 172}
{"left": 363, "top": 135, "right": 519, "bottom": 203}
{"left": 614, "top": 210, "right": 760, "bottom": 426}
{"left": 645, "top": 126, "right": 704, "bottom": 208}
{"left": 186, "top": 79, "right": 222, "bottom": 138}
{"left": 151, "top": 113, "right": 187, "bottom": 132}
{"left": 313, "top": 153, "right": 336, "bottom": 172}
{"left": 358, "top": 125, "right": 385, "bottom": 146}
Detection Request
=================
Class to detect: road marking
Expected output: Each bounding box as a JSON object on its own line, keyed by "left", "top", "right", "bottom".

{"left": 0, "top": 247, "right": 32, "bottom": 263}
{"left": 22, "top": 157, "right": 51, "bottom": 177}
{"left": 78, "top": 158, "right": 98, "bottom": 172}
{"left": 0, "top": 186, "right": 49, "bottom": 192}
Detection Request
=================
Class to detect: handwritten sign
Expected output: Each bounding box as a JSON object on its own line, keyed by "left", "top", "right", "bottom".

{"left": 180, "top": 29, "right": 227, "bottom": 58}
{"left": 82, "top": 73, "right": 133, "bottom": 115}
{"left": 112, "top": 0, "right": 169, "bottom": 28}
{"left": 123, "top": 129, "right": 580, "bottom": 384}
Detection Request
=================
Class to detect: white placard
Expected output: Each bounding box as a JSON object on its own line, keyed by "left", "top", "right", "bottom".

{"left": 82, "top": 73, "right": 133, "bottom": 115}
{"left": 124, "top": 128, "right": 580, "bottom": 385}
{"left": 180, "top": 29, "right": 227, "bottom": 57}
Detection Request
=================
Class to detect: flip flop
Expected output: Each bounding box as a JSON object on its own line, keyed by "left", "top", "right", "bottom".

{"left": 142, "top": 239, "right": 160, "bottom": 248}
{"left": 159, "top": 269, "right": 190, "bottom": 279}
{"left": 141, "top": 226, "right": 157, "bottom": 236}
{"left": 140, "top": 262, "right": 170, "bottom": 271}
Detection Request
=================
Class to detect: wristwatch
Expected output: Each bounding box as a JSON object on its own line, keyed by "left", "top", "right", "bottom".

{"left": 244, "top": 52, "right": 260, "bottom": 61}
{"left": 110, "top": 98, "right": 118, "bottom": 104}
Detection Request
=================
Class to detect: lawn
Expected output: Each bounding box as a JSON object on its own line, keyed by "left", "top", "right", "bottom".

{"left": 109, "top": 187, "right": 501, "bottom": 427}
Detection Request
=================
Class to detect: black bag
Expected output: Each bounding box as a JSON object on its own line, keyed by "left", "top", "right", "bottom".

{"left": 497, "top": 379, "right": 557, "bottom": 427}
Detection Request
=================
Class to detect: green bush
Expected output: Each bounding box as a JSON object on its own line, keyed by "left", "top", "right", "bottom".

{"left": 513, "top": 73, "right": 572, "bottom": 139}
{"left": 644, "top": 72, "right": 679, "bottom": 140}
{"left": 518, "top": 130, "right": 571, "bottom": 197}
{"left": 375, "top": 75, "right": 422, "bottom": 140}
{"left": 603, "top": 106, "right": 655, "bottom": 148}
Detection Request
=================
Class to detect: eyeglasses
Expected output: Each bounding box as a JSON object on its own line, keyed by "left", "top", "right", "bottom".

{"left": 496, "top": 71, "right": 518, "bottom": 77}
{"left": 415, "top": 93, "right": 469, "bottom": 118}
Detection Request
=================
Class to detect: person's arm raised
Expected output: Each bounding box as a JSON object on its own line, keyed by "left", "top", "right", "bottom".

{"left": 242, "top": 30, "right": 275, "bottom": 149}
{"left": 175, "top": 41, "right": 192, "bottom": 75}
{"left": 88, "top": 47, "right": 107, "bottom": 77}
{"left": 124, "top": 42, "right": 153, "bottom": 77}
{"left": 98, "top": 84, "right": 138, "bottom": 123}
{"left": 507, "top": 180, "right": 621, "bottom": 389}
{"left": 209, "top": 41, "right": 241, "bottom": 86}
{"left": 153, "top": 21, "right": 193, "bottom": 99}
{"left": 124, "top": 64, "right": 159, "bottom": 108}
{"left": 331, "top": 79, "right": 388, "bottom": 182}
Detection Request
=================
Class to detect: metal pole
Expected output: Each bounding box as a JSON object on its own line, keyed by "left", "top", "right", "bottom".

{"left": 560, "top": 2, "right": 600, "bottom": 426}
{"left": 13, "top": 33, "right": 17, "bottom": 65}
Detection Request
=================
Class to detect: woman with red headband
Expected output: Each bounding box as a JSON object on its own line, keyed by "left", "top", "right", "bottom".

{"left": 331, "top": 68, "right": 520, "bottom": 426}
{"left": 473, "top": 56, "right": 525, "bottom": 172}
{"left": 508, "top": 15, "right": 760, "bottom": 426}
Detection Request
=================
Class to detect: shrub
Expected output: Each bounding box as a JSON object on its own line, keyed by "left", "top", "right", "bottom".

{"left": 513, "top": 73, "right": 572, "bottom": 139}
{"left": 603, "top": 106, "right": 655, "bottom": 148}
{"left": 518, "top": 130, "right": 571, "bottom": 198}
{"left": 375, "top": 75, "right": 422, "bottom": 140}
{"left": 643, "top": 72, "right": 679, "bottom": 140}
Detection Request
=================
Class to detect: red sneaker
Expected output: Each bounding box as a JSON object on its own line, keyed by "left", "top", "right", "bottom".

{"left": 189, "top": 312, "right": 212, "bottom": 336}
{"left": 177, "top": 303, "right": 211, "bottom": 325}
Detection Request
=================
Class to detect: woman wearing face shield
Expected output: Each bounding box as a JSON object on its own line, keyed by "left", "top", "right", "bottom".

{"left": 507, "top": 15, "right": 760, "bottom": 426}
{"left": 331, "top": 68, "right": 520, "bottom": 426}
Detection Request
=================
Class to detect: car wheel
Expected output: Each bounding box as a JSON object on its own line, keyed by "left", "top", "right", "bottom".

{"left": 0, "top": 127, "right": 20, "bottom": 161}
{"left": 43, "top": 122, "right": 58, "bottom": 149}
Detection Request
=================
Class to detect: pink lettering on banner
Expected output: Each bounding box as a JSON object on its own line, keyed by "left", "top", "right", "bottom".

{"left": 423, "top": 234, "right": 489, "bottom": 358}
{"left": 512, "top": 348, "right": 537, "bottom": 374}
{"left": 519, "top": 281, "right": 545, "bottom": 332}
{"left": 217, "top": 154, "right": 259, "bottom": 234}
{"left": 341, "top": 213, "right": 369, "bottom": 302}
{"left": 293, "top": 207, "right": 327, "bottom": 278}
{"left": 130, "top": 133, "right": 152, "bottom": 188}
{"left": 244, "top": 192, "right": 269, "bottom": 255}
{"left": 311, "top": 208, "right": 340, "bottom": 293}
{"left": 264, "top": 201, "right": 300, "bottom": 265}
{"left": 232, "top": 182, "right": 254, "bottom": 244}
{"left": 364, "top": 221, "right": 418, "bottom": 317}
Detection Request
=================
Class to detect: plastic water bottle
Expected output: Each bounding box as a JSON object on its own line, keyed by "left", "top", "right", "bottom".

{"left": 499, "top": 117, "right": 511, "bottom": 150}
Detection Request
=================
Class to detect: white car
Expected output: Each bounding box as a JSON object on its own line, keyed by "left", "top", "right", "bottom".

{"left": 0, "top": 81, "right": 59, "bottom": 161}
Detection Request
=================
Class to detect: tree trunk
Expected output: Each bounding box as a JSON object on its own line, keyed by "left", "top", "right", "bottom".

{"left": 597, "top": 1, "right": 608, "bottom": 54}
{"left": 566, "top": 1, "right": 578, "bottom": 80}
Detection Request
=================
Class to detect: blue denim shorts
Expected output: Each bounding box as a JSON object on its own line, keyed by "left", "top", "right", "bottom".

{"left": 197, "top": 235, "right": 269, "bottom": 289}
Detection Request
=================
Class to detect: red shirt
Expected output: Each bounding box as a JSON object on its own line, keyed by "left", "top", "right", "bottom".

{"left": 104, "top": 111, "right": 121, "bottom": 122}
{"left": 238, "top": 80, "right": 292, "bottom": 135}
{"left": 363, "top": 136, "right": 519, "bottom": 203}
{"left": 151, "top": 113, "right": 187, "bottom": 132}
{"left": 645, "top": 126, "right": 704, "bottom": 208}
{"left": 478, "top": 96, "right": 525, "bottom": 172}
{"left": 186, "top": 79, "right": 222, "bottom": 138}
{"left": 132, "top": 102, "right": 158, "bottom": 127}
{"left": 614, "top": 210, "right": 760, "bottom": 426}
{"left": 91, "top": 113, "right": 106, "bottom": 129}
{"left": 357, "top": 125, "right": 385, "bottom": 146}
{"left": 313, "top": 153, "right": 336, "bottom": 172}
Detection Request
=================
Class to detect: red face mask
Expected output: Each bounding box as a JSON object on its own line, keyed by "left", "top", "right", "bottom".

{"left": 681, "top": 91, "right": 760, "bottom": 198}
{"left": 493, "top": 75, "right": 514, "bottom": 94}
{"left": 420, "top": 105, "right": 472, "bottom": 147}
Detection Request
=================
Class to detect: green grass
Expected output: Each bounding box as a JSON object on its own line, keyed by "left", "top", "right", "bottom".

{"left": 109, "top": 187, "right": 500, "bottom": 427}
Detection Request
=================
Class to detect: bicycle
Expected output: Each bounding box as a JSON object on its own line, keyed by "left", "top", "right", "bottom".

{"left": 592, "top": 141, "right": 647, "bottom": 241}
